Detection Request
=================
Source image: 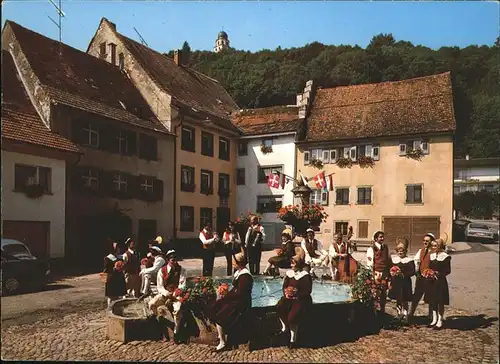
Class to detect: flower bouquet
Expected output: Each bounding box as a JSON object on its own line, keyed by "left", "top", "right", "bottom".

{"left": 274, "top": 248, "right": 284, "bottom": 256}
{"left": 141, "top": 257, "right": 153, "bottom": 269}
{"left": 216, "top": 282, "right": 230, "bottom": 300}
{"left": 389, "top": 266, "right": 403, "bottom": 278}
{"left": 422, "top": 268, "right": 438, "bottom": 280}
{"left": 284, "top": 286, "right": 298, "bottom": 300}
{"left": 114, "top": 261, "right": 124, "bottom": 272}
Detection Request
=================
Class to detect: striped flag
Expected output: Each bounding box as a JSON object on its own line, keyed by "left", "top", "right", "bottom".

{"left": 325, "top": 173, "right": 334, "bottom": 191}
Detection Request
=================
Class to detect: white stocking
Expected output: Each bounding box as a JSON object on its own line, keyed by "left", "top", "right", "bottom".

{"left": 216, "top": 324, "right": 226, "bottom": 349}
{"left": 430, "top": 310, "right": 438, "bottom": 326}
{"left": 290, "top": 324, "right": 298, "bottom": 343}
{"left": 279, "top": 318, "right": 287, "bottom": 332}
{"left": 402, "top": 301, "right": 409, "bottom": 316}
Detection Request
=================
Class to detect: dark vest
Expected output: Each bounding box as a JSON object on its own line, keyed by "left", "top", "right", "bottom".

{"left": 161, "top": 265, "right": 181, "bottom": 290}
{"left": 124, "top": 250, "right": 140, "bottom": 274}
{"left": 305, "top": 239, "right": 319, "bottom": 258}
{"left": 201, "top": 230, "right": 215, "bottom": 251}
{"left": 373, "top": 244, "right": 390, "bottom": 272}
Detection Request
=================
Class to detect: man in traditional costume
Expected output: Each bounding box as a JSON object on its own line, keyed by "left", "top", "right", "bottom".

{"left": 366, "top": 231, "right": 390, "bottom": 314}
{"left": 148, "top": 250, "right": 187, "bottom": 343}
{"left": 245, "top": 216, "right": 265, "bottom": 275}
{"left": 122, "top": 238, "right": 141, "bottom": 298}
{"left": 199, "top": 224, "right": 219, "bottom": 276}
{"left": 222, "top": 222, "right": 242, "bottom": 276}
{"left": 139, "top": 246, "right": 166, "bottom": 295}
{"left": 300, "top": 228, "right": 328, "bottom": 279}
{"left": 263, "top": 229, "right": 296, "bottom": 276}
{"left": 328, "top": 232, "right": 355, "bottom": 281}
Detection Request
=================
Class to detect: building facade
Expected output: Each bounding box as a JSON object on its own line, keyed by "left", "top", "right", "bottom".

{"left": 3, "top": 21, "right": 175, "bottom": 266}
{"left": 296, "top": 73, "right": 456, "bottom": 252}
{"left": 87, "top": 18, "right": 241, "bottom": 252}
{"left": 214, "top": 31, "right": 230, "bottom": 53}
{"left": 454, "top": 157, "right": 500, "bottom": 194}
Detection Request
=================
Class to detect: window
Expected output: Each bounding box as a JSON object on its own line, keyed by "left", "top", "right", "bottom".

{"left": 83, "top": 123, "right": 99, "bottom": 148}
{"left": 118, "top": 53, "right": 124, "bottom": 70}
{"left": 358, "top": 221, "right": 369, "bottom": 239}
{"left": 335, "top": 188, "right": 349, "bottom": 205}
{"left": 140, "top": 177, "right": 154, "bottom": 194}
{"left": 406, "top": 184, "right": 423, "bottom": 204}
{"left": 258, "top": 165, "right": 282, "bottom": 184}
{"left": 201, "top": 132, "right": 214, "bottom": 157}
{"left": 238, "top": 141, "right": 248, "bottom": 156}
{"left": 335, "top": 222, "right": 349, "bottom": 235}
{"left": 400, "top": 140, "right": 429, "bottom": 156}
{"left": 357, "top": 187, "right": 372, "bottom": 205}
{"left": 99, "top": 42, "right": 107, "bottom": 58}
{"left": 181, "top": 126, "right": 195, "bottom": 152}
{"left": 218, "top": 173, "right": 230, "bottom": 196}
{"left": 263, "top": 139, "right": 273, "bottom": 148}
{"left": 219, "top": 137, "right": 230, "bottom": 161}
{"left": 257, "top": 196, "right": 283, "bottom": 214}
{"left": 310, "top": 189, "right": 328, "bottom": 206}
{"left": 14, "top": 164, "right": 51, "bottom": 193}
{"left": 421, "top": 139, "right": 430, "bottom": 154}
{"left": 349, "top": 146, "right": 357, "bottom": 161}
{"left": 372, "top": 144, "right": 380, "bottom": 161}
{"left": 138, "top": 134, "right": 157, "bottom": 160}
{"left": 112, "top": 172, "right": 128, "bottom": 192}
{"left": 304, "top": 151, "right": 310, "bottom": 165}
{"left": 236, "top": 168, "right": 245, "bottom": 185}
{"left": 453, "top": 186, "right": 461, "bottom": 195}
{"left": 311, "top": 149, "right": 322, "bottom": 161}
{"left": 200, "top": 208, "right": 213, "bottom": 230}
{"left": 329, "top": 149, "right": 338, "bottom": 163}
{"left": 82, "top": 168, "right": 99, "bottom": 190}
{"left": 180, "top": 165, "right": 195, "bottom": 192}
{"left": 342, "top": 147, "right": 350, "bottom": 159}
{"left": 117, "top": 131, "right": 129, "bottom": 155}
{"left": 138, "top": 176, "right": 163, "bottom": 201}
{"left": 180, "top": 206, "right": 194, "bottom": 232}
{"left": 322, "top": 150, "right": 330, "bottom": 163}
{"left": 200, "top": 169, "right": 213, "bottom": 194}
{"left": 109, "top": 43, "right": 117, "bottom": 65}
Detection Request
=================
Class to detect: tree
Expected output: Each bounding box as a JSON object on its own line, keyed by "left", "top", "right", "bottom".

{"left": 181, "top": 41, "right": 191, "bottom": 65}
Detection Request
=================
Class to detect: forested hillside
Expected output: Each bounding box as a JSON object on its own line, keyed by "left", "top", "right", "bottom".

{"left": 172, "top": 34, "right": 499, "bottom": 158}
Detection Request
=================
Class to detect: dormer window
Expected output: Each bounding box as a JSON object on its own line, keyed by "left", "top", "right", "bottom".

{"left": 108, "top": 43, "right": 117, "bottom": 65}
{"left": 99, "top": 42, "right": 107, "bottom": 58}
{"left": 118, "top": 53, "right": 124, "bottom": 70}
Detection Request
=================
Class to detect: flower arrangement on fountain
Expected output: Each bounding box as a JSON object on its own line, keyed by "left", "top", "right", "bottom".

{"left": 389, "top": 265, "right": 403, "bottom": 278}
{"left": 234, "top": 211, "right": 263, "bottom": 226}
{"left": 277, "top": 204, "right": 328, "bottom": 236}
{"left": 351, "top": 265, "right": 375, "bottom": 307}
{"left": 422, "top": 268, "right": 438, "bottom": 280}
{"left": 173, "top": 277, "right": 218, "bottom": 310}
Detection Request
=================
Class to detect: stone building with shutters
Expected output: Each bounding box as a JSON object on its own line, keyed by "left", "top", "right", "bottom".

{"left": 87, "top": 18, "right": 240, "bottom": 254}
{"left": 296, "top": 73, "right": 456, "bottom": 252}
{"left": 2, "top": 21, "right": 175, "bottom": 266}
{"left": 1, "top": 50, "right": 82, "bottom": 259}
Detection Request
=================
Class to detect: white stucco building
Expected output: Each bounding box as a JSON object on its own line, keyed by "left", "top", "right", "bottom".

{"left": 232, "top": 105, "right": 303, "bottom": 246}
{"left": 454, "top": 157, "right": 500, "bottom": 194}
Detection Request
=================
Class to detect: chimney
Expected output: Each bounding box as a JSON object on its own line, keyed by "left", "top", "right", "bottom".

{"left": 109, "top": 43, "right": 117, "bottom": 65}
{"left": 173, "top": 50, "right": 182, "bottom": 66}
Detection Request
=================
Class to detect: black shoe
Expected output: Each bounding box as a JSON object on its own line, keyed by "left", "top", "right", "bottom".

{"left": 215, "top": 344, "right": 229, "bottom": 353}
{"left": 288, "top": 342, "right": 298, "bottom": 349}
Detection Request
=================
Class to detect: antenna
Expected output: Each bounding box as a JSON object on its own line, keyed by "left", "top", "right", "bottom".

{"left": 47, "top": 0, "right": 65, "bottom": 55}
{"left": 133, "top": 27, "right": 149, "bottom": 47}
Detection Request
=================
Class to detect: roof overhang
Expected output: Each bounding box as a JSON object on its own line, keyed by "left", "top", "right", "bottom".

{"left": 238, "top": 131, "right": 297, "bottom": 139}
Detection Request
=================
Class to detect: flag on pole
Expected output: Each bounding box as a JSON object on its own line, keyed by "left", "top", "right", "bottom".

{"left": 325, "top": 173, "right": 334, "bottom": 191}
{"left": 314, "top": 171, "right": 327, "bottom": 190}
{"left": 268, "top": 173, "right": 280, "bottom": 189}
{"left": 299, "top": 171, "right": 309, "bottom": 186}
{"left": 279, "top": 172, "right": 286, "bottom": 189}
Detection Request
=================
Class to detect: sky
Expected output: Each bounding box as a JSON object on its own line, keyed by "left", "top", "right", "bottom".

{"left": 2, "top": 1, "right": 499, "bottom": 54}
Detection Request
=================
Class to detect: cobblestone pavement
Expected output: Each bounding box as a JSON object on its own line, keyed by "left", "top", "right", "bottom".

{"left": 1, "top": 302, "right": 498, "bottom": 363}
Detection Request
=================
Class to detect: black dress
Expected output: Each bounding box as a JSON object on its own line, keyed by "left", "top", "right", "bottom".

{"left": 388, "top": 256, "right": 415, "bottom": 302}
{"left": 268, "top": 240, "right": 295, "bottom": 269}
{"left": 424, "top": 252, "right": 451, "bottom": 306}
{"left": 104, "top": 254, "right": 126, "bottom": 298}
{"left": 210, "top": 268, "right": 253, "bottom": 333}
{"left": 276, "top": 270, "right": 313, "bottom": 326}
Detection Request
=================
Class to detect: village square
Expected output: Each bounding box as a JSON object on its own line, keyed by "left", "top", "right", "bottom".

{"left": 1, "top": 1, "right": 499, "bottom": 363}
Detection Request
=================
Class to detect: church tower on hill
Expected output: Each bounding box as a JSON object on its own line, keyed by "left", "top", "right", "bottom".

{"left": 214, "top": 30, "right": 230, "bottom": 53}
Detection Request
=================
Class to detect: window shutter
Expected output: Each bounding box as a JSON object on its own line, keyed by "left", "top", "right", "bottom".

{"left": 365, "top": 145, "right": 372, "bottom": 158}
{"left": 349, "top": 146, "right": 357, "bottom": 161}
{"left": 304, "top": 151, "right": 310, "bottom": 165}
{"left": 101, "top": 170, "right": 114, "bottom": 195}
{"left": 329, "top": 149, "right": 337, "bottom": 163}
{"left": 127, "top": 175, "right": 140, "bottom": 199}
{"left": 322, "top": 150, "right": 330, "bottom": 163}
{"left": 127, "top": 132, "right": 137, "bottom": 156}
{"left": 399, "top": 142, "right": 407, "bottom": 156}
{"left": 343, "top": 147, "right": 350, "bottom": 159}
{"left": 372, "top": 144, "right": 380, "bottom": 161}
{"left": 414, "top": 139, "right": 421, "bottom": 151}
{"left": 311, "top": 149, "right": 318, "bottom": 160}
{"left": 421, "top": 139, "right": 429, "bottom": 154}
{"left": 153, "top": 179, "right": 164, "bottom": 201}
{"left": 101, "top": 127, "right": 118, "bottom": 153}
{"left": 72, "top": 120, "right": 85, "bottom": 144}
{"left": 69, "top": 166, "right": 85, "bottom": 191}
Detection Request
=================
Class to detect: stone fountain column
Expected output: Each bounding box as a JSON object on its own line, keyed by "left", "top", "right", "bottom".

{"left": 290, "top": 184, "right": 312, "bottom": 240}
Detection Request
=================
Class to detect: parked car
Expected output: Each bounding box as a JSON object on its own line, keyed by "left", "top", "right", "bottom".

{"left": 465, "top": 223, "right": 499, "bottom": 243}
{"left": 453, "top": 219, "right": 471, "bottom": 242}
{"left": 1, "top": 239, "right": 51, "bottom": 295}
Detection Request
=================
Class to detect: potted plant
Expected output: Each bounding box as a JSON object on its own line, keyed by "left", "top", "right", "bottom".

{"left": 24, "top": 184, "right": 45, "bottom": 199}
{"left": 406, "top": 148, "right": 425, "bottom": 161}
{"left": 336, "top": 157, "right": 353, "bottom": 169}
{"left": 357, "top": 155, "right": 375, "bottom": 169}
{"left": 277, "top": 204, "right": 328, "bottom": 237}
{"left": 260, "top": 145, "right": 273, "bottom": 154}
{"left": 309, "top": 158, "right": 324, "bottom": 170}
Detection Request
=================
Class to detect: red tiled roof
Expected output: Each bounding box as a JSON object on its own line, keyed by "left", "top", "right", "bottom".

{"left": 305, "top": 72, "right": 456, "bottom": 142}
{"left": 5, "top": 21, "right": 168, "bottom": 134}
{"left": 1, "top": 51, "right": 81, "bottom": 153}
{"left": 110, "top": 22, "right": 239, "bottom": 132}
{"left": 232, "top": 106, "right": 302, "bottom": 135}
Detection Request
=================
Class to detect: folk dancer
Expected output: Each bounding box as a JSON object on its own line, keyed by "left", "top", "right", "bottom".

{"left": 148, "top": 250, "right": 187, "bottom": 343}
{"left": 424, "top": 238, "right": 451, "bottom": 329}
{"left": 103, "top": 240, "right": 126, "bottom": 306}
{"left": 245, "top": 216, "right": 265, "bottom": 275}
{"left": 139, "top": 246, "right": 166, "bottom": 295}
{"left": 222, "top": 222, "right": 242, "bottom": 276}
{"left": 275, "top": 256, "right": 313, "bottom": 349}
{"left": 366, "top": 231, "right": 390, "bottom": 314}
{"left": 408, "top": 233, "right": 434, "bottom": 323}
{"left": 210, "top": 251, "right": 253, "bottom": 352}
{"left": 328, "top": 232, "right": 354, "bottom": 281}
{"left": 199, "top": 224, "right": 219, "bottom": 277}
{"left": 301, "top": 228, "right": 328, "bottom": 279}
{"left": 388, "top": 238, "right": 415, "bottom": 322}
{"left": 123, "top": 238, "right": 141, "bottom": 298}
{"left": 263, "top": 229, "right": 296, "bottom": 276}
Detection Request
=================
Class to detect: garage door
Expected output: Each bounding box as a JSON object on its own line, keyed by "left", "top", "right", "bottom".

{"left": 2, "top": 220, "right": 50, "bottom": 258}
{"left": 382, "top": 216, "right": 440, "bottom": 253}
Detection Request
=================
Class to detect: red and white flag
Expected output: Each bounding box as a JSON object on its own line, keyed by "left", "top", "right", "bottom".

{"left": 314, "top": 171, "right": 327, "bottom": 190}
{"left": 268, "top": 173, "right": 280, "bottom": 189}
{"left": 325, "top": 173, "right": 334, "bottom": 191}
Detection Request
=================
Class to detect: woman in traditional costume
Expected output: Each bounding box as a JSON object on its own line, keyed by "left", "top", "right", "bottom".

{"left": 275, "top": 256, "right": 313, "bottom": 349}
{"left": 103, "top": 240, "right": 126, "bottom": 306}
{"left": 263, "top": 229, "right": 295, "bottom": 276}
{"left": 424, "top": 238, "right": 451, "bottom": 329}
{"left": 210, "top": 250, "right": 253, "bottom": 352}
{"left": 388, "top": 238, "right": 415, "bottom": 321}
